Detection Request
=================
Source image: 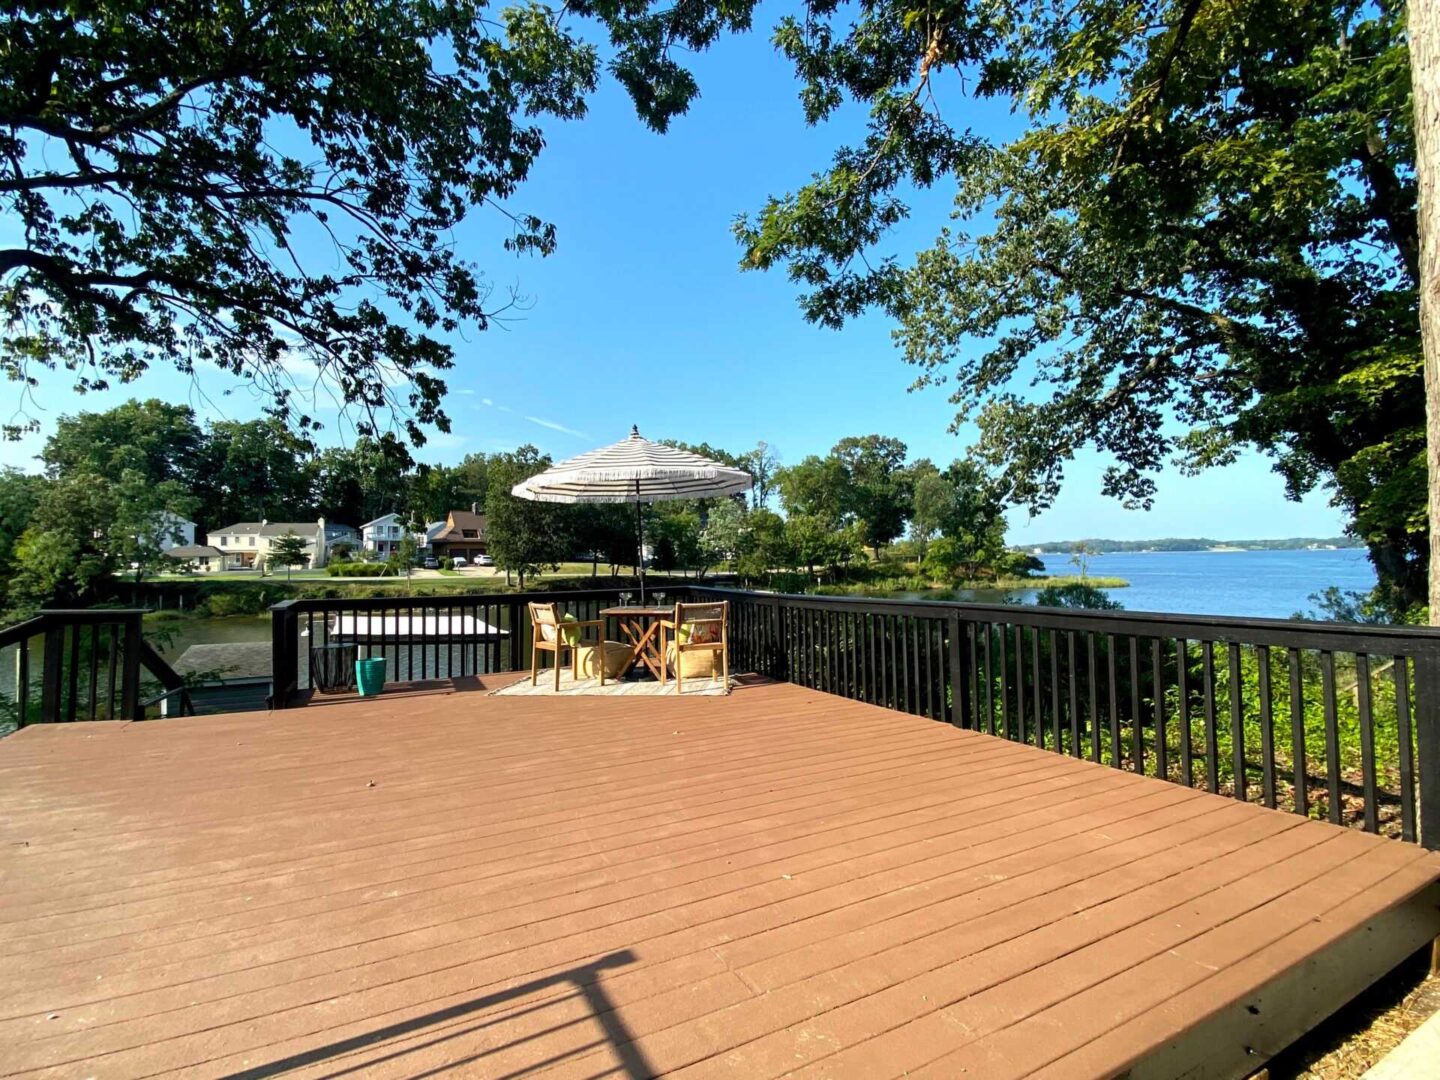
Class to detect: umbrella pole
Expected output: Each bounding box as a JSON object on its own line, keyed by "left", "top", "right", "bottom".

{"left": 635, "top": 480, "right": 646, "bottom": 605}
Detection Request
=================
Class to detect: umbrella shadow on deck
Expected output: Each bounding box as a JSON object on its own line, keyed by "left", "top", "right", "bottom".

{"left": 222, "top": 950, "right": 655, "bottom": 1079}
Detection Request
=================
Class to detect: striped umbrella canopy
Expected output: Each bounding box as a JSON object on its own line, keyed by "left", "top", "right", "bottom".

{"left": 511, "top": 426, "right": 752, "bottom": 603}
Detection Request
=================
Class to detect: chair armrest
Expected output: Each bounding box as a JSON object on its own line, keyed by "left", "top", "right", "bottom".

{"left": 573, "top": 619, "right": 604, "bottom": 629}
{"left": 660, "top": 620, "right": 677, "bottom": 629}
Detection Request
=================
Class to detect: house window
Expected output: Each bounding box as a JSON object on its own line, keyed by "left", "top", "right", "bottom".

{"left": 462, "top": 529, "right": 478, "bottom": 538}
{"left": 249, "top": 536, "right": 256, "bottom": 547}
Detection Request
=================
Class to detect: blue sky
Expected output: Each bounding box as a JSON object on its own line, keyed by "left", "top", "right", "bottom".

{"left": 1, "top": 6, "right": 1348, "bottom": 541}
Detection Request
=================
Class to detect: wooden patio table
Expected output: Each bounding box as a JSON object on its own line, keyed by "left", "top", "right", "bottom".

{"left": 600, "top": 605, "right": 672, "bottom": 679}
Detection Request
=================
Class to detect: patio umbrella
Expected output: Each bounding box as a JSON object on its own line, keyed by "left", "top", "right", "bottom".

{"left": 511, "top": 426, "right": 752, "bottom": 603}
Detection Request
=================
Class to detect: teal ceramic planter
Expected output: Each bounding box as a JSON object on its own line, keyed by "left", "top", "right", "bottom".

{"left": 355, "top": 657, "right": 386, "bottom": 697}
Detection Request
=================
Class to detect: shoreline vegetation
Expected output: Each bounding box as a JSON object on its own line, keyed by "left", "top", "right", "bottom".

{"left": 140, "top": 566, "right": 1130, "bottom": 621}
{"left": 813, "top": 574, "right": 1129, "bottom": 598}
{"left": 1029, "top": 536, "right": 1360, "bottom": 553}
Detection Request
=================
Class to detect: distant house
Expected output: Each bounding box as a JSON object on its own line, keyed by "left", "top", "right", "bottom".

{"left": 208, "top": 519, "right": 355, "bottom": 570}
{"left": 163, "top": 544, "right": 224, "bottom": 573}
{"left": 152, "top": 511, "right": 197, "bottom": 551}
{"left": 360, "top": 513, "right": 424, "bottom": 558}
{"left": 429, "top": 508, "right": 488, "bottom": 562}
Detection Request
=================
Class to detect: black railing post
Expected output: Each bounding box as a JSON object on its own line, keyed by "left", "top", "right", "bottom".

{"left": 270, "top": 601, "right": 299, "bottom": 709}
{"left": 39, "top": 618, "right": 63, "bottom": 722}
{"left": 772, "top": 599, "right": 786, "bottom": 681}
{"left": 119, "top": 611, "right": 142, "bottom": 720}
{"left": 948, "top": 611, "right": 969, "bottom": 729}
{"left": 1413, "top": 648, "right": 1440, "bottom": 850}
{"left": 16, "top": 634, "right": 29, "bottom": 728}
{"left": 509, "top": 601, "right": 524, "bottom": 672}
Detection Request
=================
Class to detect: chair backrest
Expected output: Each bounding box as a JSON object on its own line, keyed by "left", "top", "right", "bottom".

{"left": 675, "top": 601, "right": 727, "bottom": 644}
{"left": 529, "top": 601, "right": 560, "bottom": 643}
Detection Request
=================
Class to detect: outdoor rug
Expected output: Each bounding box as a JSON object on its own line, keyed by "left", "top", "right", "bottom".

{"left": 492, "top": 670, "right": 734, "bottom": 697}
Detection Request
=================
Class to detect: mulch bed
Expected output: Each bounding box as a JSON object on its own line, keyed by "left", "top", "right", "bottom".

{"left": 1267, "top": 947, "right": 1439, "bottom": 1078}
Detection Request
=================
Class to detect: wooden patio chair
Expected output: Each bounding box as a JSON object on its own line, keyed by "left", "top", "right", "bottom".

{"left": 528, "top": 601, "right": 606, "bottom": 691}
{"left": 659, "top": 600, "right": 729, "bottom": 694}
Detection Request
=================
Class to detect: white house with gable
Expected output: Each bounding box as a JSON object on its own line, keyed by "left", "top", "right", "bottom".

{"left": 206, "top": 518, "right": 356, "bottom": 571}
{"left": 360, "top": 513, "right": 422, "bottom": 558}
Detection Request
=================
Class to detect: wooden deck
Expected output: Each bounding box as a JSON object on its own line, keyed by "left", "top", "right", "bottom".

{"left": 1, "top": 679, "right": 1437, "bottom": 1079}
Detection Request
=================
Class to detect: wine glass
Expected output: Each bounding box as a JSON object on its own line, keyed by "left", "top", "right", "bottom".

{"left": 655, "top": 591, "right": 667, "bottom": 608}
{"left": 619, "top": 591, "right": 632, "bottom": 607}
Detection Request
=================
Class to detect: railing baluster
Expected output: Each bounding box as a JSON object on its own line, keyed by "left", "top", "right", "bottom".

{"left": 1257, "top": 645, "right": 1275, "bottom": 808}
{"left": 40, "top": 621, "right": 63, "bottom": 722}
{"left": 87, "top": 623, "right": 100, "bottom": 721}
{"left": 910, "top": 616, "right": 921, "bottom": 720}
{"left": 1087, "top": 632, "right": 1100, "bottom": 762}
{"left": 919, "top": 617, "right": 928, "bottom": 716}
{"left": 106, "top": 626, "right": 118, "bottom": 720}
{"left": 1014, "top": 624, "right": 1025, "bottom": 743}
{"left": 1067, "top": 630, "right": 1080, "bottom": 757}
{"left": 119, "top": 613, "right": 141, "bottom": 721}
{"left": 17, "top": 635, "right": 30, "bottom": 727}
{"left": 1152, "top": 638, "right": 1167, "bottom": 782}
{"left": 1177, "top": 637, "right": 1192, "bottom": 787}
{"left": 1000, "top": 624, "right": 1012, "bottom": 739}
{"left": 1107, "top": 633, "right": 1121, "bottom": 769}
{"left": 1129, "top": 636, "right": 1142, "bottom": 773}
{"left": 1202, "top": 641, "right": 1218, "bottom": 793}
{"left": 1356, "top": 653, "right": 1377, "bottom": 833}
{"left": 66, "top": 621, "right": 81, "bottom": 722}
{"left": 408, "top": 601, "right": 417, "bottom": 681}
{"left": 949, "top": 613, "right": 966, "bottom": 728}
{"left": 936, "top": 619, "right": 946, "bottom": 720}
{"left": 1288, "top": 647, "right": 1306, "bottom": 818}
{"left": 1049, "top": 628, "right": 1061, "bottom": 750}
{"left": 1031, "top": 626, "right": 1043, "bottom": 749}
{"left": 1228, "top": 641, "right": 1245, "bottom": 802}
{"left": 1321, "top": 649, "right": 1341, "bottom": 824}
{"left": 1395, "top": 656, "right": 1416, "bottom": 843}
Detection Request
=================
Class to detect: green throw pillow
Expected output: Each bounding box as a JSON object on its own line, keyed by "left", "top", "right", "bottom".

{"left": 560, "top": 612, "right": 582, "bottom": 645}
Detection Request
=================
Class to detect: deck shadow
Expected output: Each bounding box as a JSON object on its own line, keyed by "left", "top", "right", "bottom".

{"left": 221, "top": 951, "right": 651, "bottom": 1079}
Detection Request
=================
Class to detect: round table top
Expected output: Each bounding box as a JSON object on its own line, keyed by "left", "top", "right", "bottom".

{"left": 600, "top": 606, "right": 673, "bottom": 617}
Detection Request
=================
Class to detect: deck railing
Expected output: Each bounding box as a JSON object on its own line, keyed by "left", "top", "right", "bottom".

{"left": 270, "top": 584, "right": 1440, "bottom": 850}
{"left": 690, "top": 586, "right": 1440, "bottom": 850}
{"left": 1, "top": 609, "right": 192, "bottom": 727}
{"left": 269, "top": 588, "right": 646, "bottom": 704}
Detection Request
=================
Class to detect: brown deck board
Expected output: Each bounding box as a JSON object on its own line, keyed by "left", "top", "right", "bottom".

{"left": 0, "top": 680, "right": 1436, "bottom": 1078}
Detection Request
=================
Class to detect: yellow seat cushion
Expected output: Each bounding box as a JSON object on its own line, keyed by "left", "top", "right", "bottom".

{"left": 576, "top": 641, "right": 631, "bottom": 680}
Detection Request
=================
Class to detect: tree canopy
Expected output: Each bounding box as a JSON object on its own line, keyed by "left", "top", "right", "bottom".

{"left": 485, "top": 444, "right": 565, "bottom": 586}
{"left": 775, "top": 434, "right": 912, "bottom": 549}
{"left": 735, "top": 0, "right": 1423, "bottom": 608}
{"left": 1, "top": 0, "right": 757, "bottom": 444}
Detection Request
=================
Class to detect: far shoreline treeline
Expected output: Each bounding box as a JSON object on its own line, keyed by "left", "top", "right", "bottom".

{"left": 1029, "top": 537, "right": 1362, "bottom": 554}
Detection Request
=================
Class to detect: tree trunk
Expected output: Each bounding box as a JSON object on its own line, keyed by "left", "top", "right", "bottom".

{"left": 1415, "top": 0, "right": 1440, "bottom": 621}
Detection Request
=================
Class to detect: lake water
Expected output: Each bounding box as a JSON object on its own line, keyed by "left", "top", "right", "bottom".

{"left": 980, "top": 548, "right": 1377, "bottom": 619}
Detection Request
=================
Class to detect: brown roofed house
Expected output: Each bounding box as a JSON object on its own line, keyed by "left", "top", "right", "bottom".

{"left": 430, "top": 508, "right": 488, "bottom": 561}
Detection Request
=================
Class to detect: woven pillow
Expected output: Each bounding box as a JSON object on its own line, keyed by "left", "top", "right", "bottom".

{"left": 679, "top": 620, "right": 718, "bottom": 645}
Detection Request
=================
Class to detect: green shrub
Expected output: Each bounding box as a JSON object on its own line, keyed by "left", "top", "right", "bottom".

{"left": 441, "top": 557, "right": 454, "bottom": 571}
{"left": 326, "top": 561, "right": 384, "bottom": 577}
{"left": 1033, "top": 583, "right": 1123, "bottom": 611}
{"left": 202, "top": 590, "right": 271, "bottom": 617}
